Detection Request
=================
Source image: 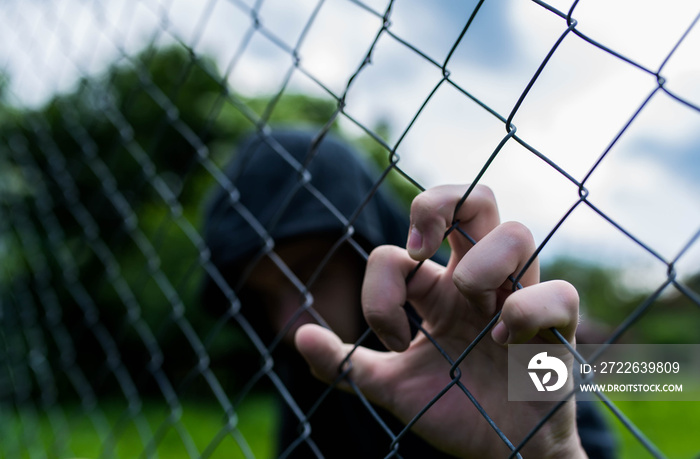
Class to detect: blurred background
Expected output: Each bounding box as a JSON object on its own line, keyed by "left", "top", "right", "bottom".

{"left": 0, "top": 0, "right": 699, "bottom": 458}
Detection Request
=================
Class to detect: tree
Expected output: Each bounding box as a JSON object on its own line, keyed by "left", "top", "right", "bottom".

{"left": 0, "top": 45, "right": 346, "bottom": 399}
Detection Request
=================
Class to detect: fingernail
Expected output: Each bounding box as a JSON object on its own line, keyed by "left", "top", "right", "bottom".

{"left": 491, "top": 321, "right": 509, "bottom": 345}
{"left": 407, "top": 226, "right": 423, "bottom": 255}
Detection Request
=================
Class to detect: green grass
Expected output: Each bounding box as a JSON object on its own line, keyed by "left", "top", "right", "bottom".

{"left": 601, "top": 400, "right": 700, "bottom": 459}
{"left": 0, "top": 395, "right": 278, "bottom": 458}
{"left": 2, "top": 394, "right": 699, "bottom": 458}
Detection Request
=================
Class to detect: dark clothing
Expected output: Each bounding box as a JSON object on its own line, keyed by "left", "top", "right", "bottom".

{"left": 202, "top": 129, "right": 616, "bottom": 458}
{"left": 204, "top": 129, "right": 407, "bottom": 270}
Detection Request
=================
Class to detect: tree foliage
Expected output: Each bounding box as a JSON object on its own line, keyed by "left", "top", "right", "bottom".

{"left": 0, "top": 45, "right": 344, "bottom": 398}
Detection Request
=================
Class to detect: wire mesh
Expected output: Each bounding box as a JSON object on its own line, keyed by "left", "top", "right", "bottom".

{"left": 1, "top": 0, "right": 699, "bottom": 458}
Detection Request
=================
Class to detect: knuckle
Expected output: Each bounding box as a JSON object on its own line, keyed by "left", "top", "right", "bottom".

{"left": 473, "top": 183, "right": 496, "bottom": 206}
{"left": 367, "top": 244, "right": 399, "bottom": 265}
{"left": 451, "top": 263, "right": 477, "bottom": 294}
{"left": 410, "top": 184, "right": 462, "bottom": 219}
{"left": 409, "top": 190, "right": 438, "bottom": 223}
{"left": 552, "top": 280, "right": 580, "bottom": 312}
{"left": 499, "top": 221, "right": 535, "bottom": 249}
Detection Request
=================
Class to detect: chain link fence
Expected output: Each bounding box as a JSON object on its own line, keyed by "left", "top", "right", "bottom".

{"left": 1, "top": 0, "right": 699, "bottom": 458}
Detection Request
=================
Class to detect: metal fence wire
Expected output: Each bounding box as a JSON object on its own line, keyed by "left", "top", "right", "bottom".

{"left": 1, "top": 0, "right": 699, "bottom": 458}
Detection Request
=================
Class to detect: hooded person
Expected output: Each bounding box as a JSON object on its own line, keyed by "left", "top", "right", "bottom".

{"left": 201, "top": 129, "right": 616, "bottom": 458}
{"left": 201, "top": 128, "right": 449, "bottom": 458}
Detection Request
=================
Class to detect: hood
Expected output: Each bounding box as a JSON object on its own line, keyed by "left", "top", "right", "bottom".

{"left": 201, "top": 128, "right": 409, "bottom": 308}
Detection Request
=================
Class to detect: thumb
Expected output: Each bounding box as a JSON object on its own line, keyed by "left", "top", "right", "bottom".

{"left": 294, "top": 324, "right": 392, "bottom": 407}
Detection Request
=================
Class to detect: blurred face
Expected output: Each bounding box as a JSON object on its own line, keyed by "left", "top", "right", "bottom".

{"left": 244, "top": 237, "right": 365, "bottom": 346}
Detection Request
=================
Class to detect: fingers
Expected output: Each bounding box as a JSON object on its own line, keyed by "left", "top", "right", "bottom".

{"left": 294, "top": 324, "right": 354, "bottom": 385}
{"left": 362, "top": 245, "right": 445, "bottom": 351}
{"left": 491, "top": 280, "right": 580, "bottom": 345}
{"left": 294, "top": 324, "right": 392, "bottom": 405}
{"left": 365, "top": 184, "right": 575, "bottom": 352}
{"left": 451, "top": 221, "right": 539, "bottom": 315}
{"left": 362, "top": 205, "right": 539, "bottom": 352}
{"left": 407, "top": 184, "right": 500, "bottom": 263}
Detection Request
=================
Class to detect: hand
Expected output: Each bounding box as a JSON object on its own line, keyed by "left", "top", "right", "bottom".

{"left": 295, "top": 185, "right": 587, "bottom": 458}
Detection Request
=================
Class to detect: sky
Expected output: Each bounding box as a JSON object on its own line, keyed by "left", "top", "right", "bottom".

{"left": 1, "top": 0, "right": 699, "bottom": 287}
